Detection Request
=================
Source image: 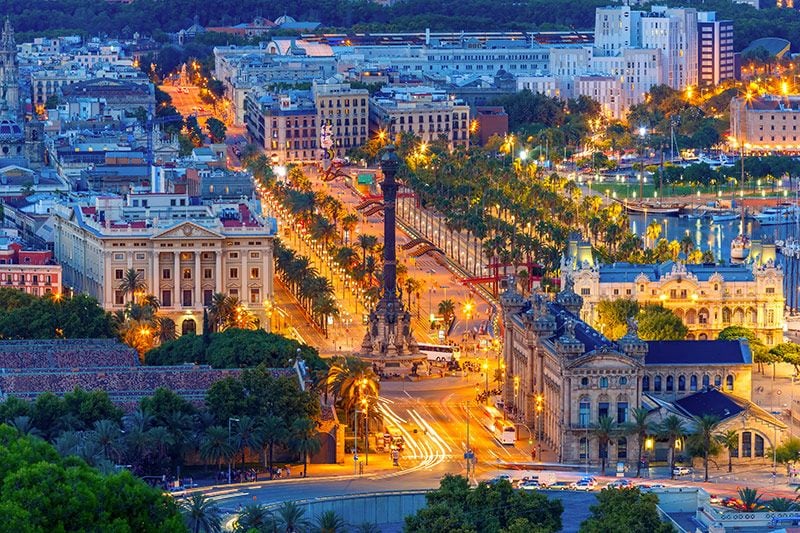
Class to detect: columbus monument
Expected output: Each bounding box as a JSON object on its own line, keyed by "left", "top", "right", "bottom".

{"left": 360, "top": 146, "right": 419, "bottom": 359}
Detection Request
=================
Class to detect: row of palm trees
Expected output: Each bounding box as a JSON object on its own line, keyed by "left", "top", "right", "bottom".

{"left": 594, "top": 409, "right": 737, "bottom": 482}
{"left": 181, "top": 493, "right": 380, "bottom": 533}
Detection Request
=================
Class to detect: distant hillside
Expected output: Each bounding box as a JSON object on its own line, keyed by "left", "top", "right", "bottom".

{"left": 2, "top": 0, "right": 800, "bottom": 52}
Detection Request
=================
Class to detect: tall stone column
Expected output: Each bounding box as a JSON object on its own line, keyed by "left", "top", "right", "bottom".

{"left": 215, "top": 249, "right": 223, "bottom": 294}
{"left": 194, "top": 251, "right": 201, "bottom": 308}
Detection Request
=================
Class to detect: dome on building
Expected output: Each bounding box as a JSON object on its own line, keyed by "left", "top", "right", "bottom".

{"left": 0, "top": 118, "right": 23, "bottom": 142}
{"left": 274, "top": 15, "right": 296, "bottom": 25}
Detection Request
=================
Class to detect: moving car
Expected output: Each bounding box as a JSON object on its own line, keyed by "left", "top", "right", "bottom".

{"left": 547, "top": 481, "right": 571, "bottom": 491}
{"left": 487, "top": 475, "right": 512, "bottom": 486}
{"left": 519, "top": 480, "right": 543, "bottom": 491}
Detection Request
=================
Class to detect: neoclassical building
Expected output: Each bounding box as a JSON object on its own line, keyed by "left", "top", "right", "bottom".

{"left": 501, "top": 280, "right": 785, "bottom": 468}
{"left": 52, "top": 192, "right": 277, "bottom": 334}
{"left": 562, "top": 239, "right": 785, "bottom": 346}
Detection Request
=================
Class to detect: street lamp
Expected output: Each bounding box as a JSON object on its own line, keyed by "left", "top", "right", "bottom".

{"left": 482, "top": 361, "right": 489, "bottom": 397}
{"left": 228, "top": 417, "right": 240, "bottom": 484}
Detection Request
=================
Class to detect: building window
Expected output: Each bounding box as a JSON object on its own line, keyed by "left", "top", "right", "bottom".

{"left": 229, "top": 268, "right": 238, "bottom": 279}
{"left": 580, "top": 288, "right": 590, "bottom": 296}
{"left": 230, "top": 252, "right": 239, "bottom": 259}
{"left": 250, "top": 267, "right": 260, "bottom": 279}
{"left": 115, "top": 269, "right": 124, "bottom": 280}
{"left": 203, "top": 289, "right": 213, "bottom": 307}
{"left": 666, "top": 375, "right": 674, "bottom": 392}
{"left": 114, "top": 290, "right": 125, "bottom": 305}
{"left": 714, "top": 375, "right": 722, "bottom": 388}
{"left": 161, "top": 290, "right": 172, "bottom": 307}
{"left": 619, "top": 376, "right": 627, "bottom": 386}
{"left": 183, "top": 268, "right": 192, "bottom": 280}
{"left": 742, "top": 431, "right": 752, "bottom": 458}
{"left": 182, "top": 290, "right": 192, "bottom": 307}
{"left": 579, "top": 437, "right": 588, "bottom": 460}
{"left": 114, "top": 253, "right": 124, "bottom": 261}
{"left": 654, "top": 375, "right": 662, "bottom": 392}
{"left": 617, "top": 402, "right": 628, "bottom": 423}
{"left": 162, "top": 268, "right": 171, "bottom": 280}
{"left": 250, "top": 252, "right": 260, "bottom": 259}
{"left": 580, "top": 377, "right": 589, "bottom": 387}
{"left": 642, "top": 376, "right": 650, "bottom": 392}
{"left": 599, "top": 377, "right": 608, "bottom": 389}
{"left": 250, "top": 288, "right": 260, "bottom": 304}
{"left": 617, "top": 438, "right": 627, "bottom": 459}
{"left": 204, "top": 268, "right": 212, "bottom": 279}
{"left": 690, "top": 375, "right": 698, "bottom": 391}
{"left": 702, "top": 375, "right": 710, "bottom": 388}
{"left": 578, "top": 398, "right": 590, "bottom": 427}
{"left": 598, "top": 402, "right": 609, "bottom": 420}
{"left": 678, "top": 375, "right": 686, "bottom": 391}
{"left": 726, "top": 374, "right": 734, "bottom": 391}
{"left": 230, "top": 288, "right": 238, "bottom": 298}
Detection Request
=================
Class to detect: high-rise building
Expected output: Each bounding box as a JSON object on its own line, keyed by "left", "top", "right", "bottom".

{"left": 312, "top": 81, "right": 369, "bottom": 160}
{"left": 640, "top": 7, "right": 698, "bottom": 90}
{"left": 697, "top": 12, "right": 735, "bottom": 86}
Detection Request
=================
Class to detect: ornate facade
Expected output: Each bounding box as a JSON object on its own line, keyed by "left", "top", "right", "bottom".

{"left": 562, "top": 239, "right": 785, "bottom": 345}
{"left": 52, "top": 193, "right": 276, "bottom": 334}
{"left": 501, "top": 279, "right": 785, "bottom": 468}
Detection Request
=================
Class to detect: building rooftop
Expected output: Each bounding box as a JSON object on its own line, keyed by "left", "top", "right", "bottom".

{"left": 595, "top": 260, "right": 756, "bottom": 283}
{"left": 674, "top": 388, "right": 745, "bottom": 421}
{"left": 645, "top": 340, "right": 751, "bottom": 366}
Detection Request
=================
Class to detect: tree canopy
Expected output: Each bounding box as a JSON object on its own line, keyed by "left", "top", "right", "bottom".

{"left": 404, "top": 474, "right": 563, "bottom": 533}
{"left": 0, "top": 425, "right": 186, "bottom": 532}
{"left": 637, "top": 304, "right": 688, "bottom": 341}
{"left": 579, "top": 487, "right": 673, "bottom": 533}
{"left": 0, "top": 290, "right": 116, "bottom": 340}
{"left": 144, "top": 328, "right": 325, "bottom": 370}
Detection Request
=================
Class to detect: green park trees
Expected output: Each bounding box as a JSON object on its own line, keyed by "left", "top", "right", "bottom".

{"left": 404, "top": 475, "right": 563, "bottom": 533}
{"left": 0, "top": 425, "right": 186, "bottom": 531}
{"left": 593, "top": 299, "right": 686, "bottom": 341}
{"left": 579, "top": 487, "right": 673, "bottom": 533}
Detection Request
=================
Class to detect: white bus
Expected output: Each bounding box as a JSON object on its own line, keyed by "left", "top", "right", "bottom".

{"left": 417, "top": 343, "right": 461, "bottom": 362}
{"left": 481, "top": 405, "right": 516, "bottom": 445}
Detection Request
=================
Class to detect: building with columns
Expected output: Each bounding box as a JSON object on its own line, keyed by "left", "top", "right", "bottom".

{"left": 52, "top": 192, "right": 277, "bottom": 335}
{"left": 500, "top": 280, "right": 784, "bottom": 469}
{"left": 562, "top": 238, "right": 784, "bottom": 346}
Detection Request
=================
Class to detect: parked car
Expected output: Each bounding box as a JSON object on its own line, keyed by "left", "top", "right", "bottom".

{"left": 606, "top": 479, "right": 634, "bottom": 489}
{"left": 487, "top": 475, "right": 512, "bottom": 486}
{"left": 673, "top": 466, "right": 692, "bottom": 476}
{"left": 547, "top": 481, "right": 571, "bottom": 491}
{"left": 570, "top": 479, "right": 599, "bottom": 491}
{"left": 519, "top": 480, "right": 543, "bottom": 491}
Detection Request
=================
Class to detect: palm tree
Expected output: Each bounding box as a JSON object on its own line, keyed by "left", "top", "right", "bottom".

{"left": 438, "top": 299, "right": 456, "bottom": 332}
{"left": 624, "top": 407, "right": 652, "bottom": 478}
{"left": 715, "top": 429, "right": 739, "bottom": 474}
{"left": 340, "top": 213, "right": 359, "bottom": 243}
{"left": 10, "top": 415, "right": 41, "bottom": 437}
{"left": 645, "top": 220, "right": 662, "bottom": 247}
{"left": 207, "top": 292, "right": 235, "bottom": 332}
{"left": 235, "top": 504, "right": 275, "bottom": 532}
{"left": 232, "top": 415, "right": 263, "bottom": 471}
{"left": 354, "top": 523, "right": 381, "bottom": 533}
{"left": 325, "top": 356, "right": 380, "bottom": 418}
{"left": 90, "top": 419, "right": 123, "bottom": 463}
{"left": 356, "top": 234, "right": 379, "bottom": 265}
{"left": 313, "top": 510, "right": 347, "bottom": 533}
{"left": 180, "top": 493, "right": 223, "bottom": 533}
{"left": 118, "top": 268, "right": 147, "bottom": 303}
{"left": 735, "top": 487, "right": 764, "bottom": 511}
{"left": 157, "top": 316, "right": 177, "bottom": 342}
{"left": 659, "top": 415, "right": 687, "bottom": 478}
{"left": 592, "top": 415, "right": 617, "bottom": 475}
{"left": 276, "top": 501, "right": 309, "bottom": 533}
{"left": 200, "top": 425, "right": 234, "bottom": 472}
{"left": 260, "top": 415, "right": 288, "bottom": 479}
{"left": 768, "top": 497, "right": 798, "bottom": 511}
{"left": 692, "top": 414, "right": 721, "bottom": 482}
{"left": 290, "top": 417, "right": 321, "bottom": 477}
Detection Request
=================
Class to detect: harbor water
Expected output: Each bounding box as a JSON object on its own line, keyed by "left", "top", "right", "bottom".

{"left": 628, "top": 214, "right": 800, "bottom": 311}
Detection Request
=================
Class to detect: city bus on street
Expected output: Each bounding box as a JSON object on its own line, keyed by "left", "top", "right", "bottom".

{"left": 481, "top": 405, "right": 517, "bottom": 445}
{"left": 417, "top": 343, "right": 461, "bottom": 362}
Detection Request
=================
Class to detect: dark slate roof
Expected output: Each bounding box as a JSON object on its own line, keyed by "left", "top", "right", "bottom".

{"left": 673, "top": 388, "right": 745, "bottom": 421}
{"left": 546, "top": 301, "right": 616, "bottom": 352}
{"left": 597, "top": 260, "right": 754, "bottom": 283}
{"left": 645, "top": 340, "right": 751, "bottom": 366}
